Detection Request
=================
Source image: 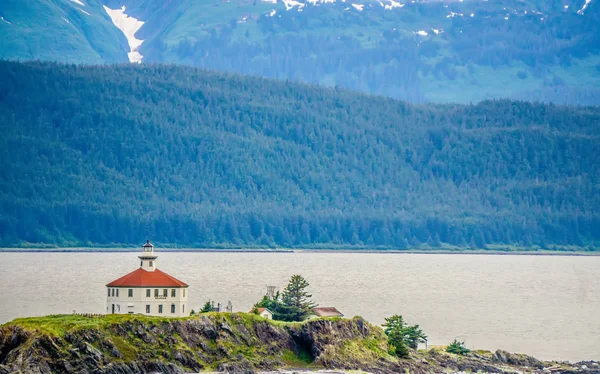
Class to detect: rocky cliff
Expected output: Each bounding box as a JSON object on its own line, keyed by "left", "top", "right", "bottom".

{"left": 0, "top": 313, "right": 598, "bottom": 374}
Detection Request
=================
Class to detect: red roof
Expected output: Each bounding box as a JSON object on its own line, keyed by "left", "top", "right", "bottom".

{"left": 249, "top": 307, "right": 272, "bottom": 314}
{"left": 106, "top": 268, "right": 188, "bottom": 287}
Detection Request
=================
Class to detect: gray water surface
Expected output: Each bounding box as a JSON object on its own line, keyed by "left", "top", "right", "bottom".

{"left": 1, "top": 251, "right": 598, "bottom": 361}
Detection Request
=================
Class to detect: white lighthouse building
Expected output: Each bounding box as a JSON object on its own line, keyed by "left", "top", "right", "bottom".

{"left": 106, "top": 241, "right": 189, "bottom": 317}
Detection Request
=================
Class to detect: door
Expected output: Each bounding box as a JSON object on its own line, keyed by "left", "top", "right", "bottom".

{"left": 112, "top": 304, "right": 115, "bottom": 314}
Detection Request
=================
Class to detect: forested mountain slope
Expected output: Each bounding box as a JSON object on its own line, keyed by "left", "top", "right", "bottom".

{"left": 0, "top": 61, "right": 598, "bottom": 249}
{"left": 1, "top": 0, "right": 600, "bottom": 104}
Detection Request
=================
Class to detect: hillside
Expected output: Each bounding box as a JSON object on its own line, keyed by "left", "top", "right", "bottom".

{"left": 0, "top": 61, "right": 598, "bottom": 249}
{"left": 1, "top": 0, "right": 600, "bottom": 104}
{"left": 0, "top": 314, "right": 596, "bottom": 373}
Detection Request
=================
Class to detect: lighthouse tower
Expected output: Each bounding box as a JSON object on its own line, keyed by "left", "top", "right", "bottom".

{"left": 139, "top": 240, "right": 158, "bottom": 271}
{"left": 106, "top": 240, "right": 189, "bottom": 316}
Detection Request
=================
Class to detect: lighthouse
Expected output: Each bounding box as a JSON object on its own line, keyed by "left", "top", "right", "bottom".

{"left": 106, "top": 241, "right": 189, "bottom": 317}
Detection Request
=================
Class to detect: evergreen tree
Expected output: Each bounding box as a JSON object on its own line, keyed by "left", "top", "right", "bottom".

{"left": 383, "top": 315, "right": 427, "bottom": 356}
{"left": 201, "top": 300, "right": 215, "bottom": 313}
{"left": 282, "top": 275, "right": 317, "bottom": 321}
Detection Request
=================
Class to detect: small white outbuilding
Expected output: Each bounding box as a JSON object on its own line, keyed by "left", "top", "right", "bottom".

{"left": 250, "top": 307, "right": 273, "bottom": 320}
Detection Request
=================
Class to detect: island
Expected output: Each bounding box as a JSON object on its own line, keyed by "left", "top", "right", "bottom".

{"left": 1, "top": 313, "right": 597, "bottom": 373}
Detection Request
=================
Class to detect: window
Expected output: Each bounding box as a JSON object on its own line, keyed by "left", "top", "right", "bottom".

{"left": 146, "top": 305, "right": 150, "bottom": 313}
{"left": 171, "top": 289, "right": 176, "bottom": 297}
{"left": 128, "top": 289, "right": 133, "bottom": 297}
{"left": 146, "top": 289, "right": 151, "bottom": 297}
{"left": 158, "top": 305, "right": 163, "bottom": 314}
{"left": 163, "top": 289, "right": 168, "bottom": 297}
{"left": 149, "top": 261, "right": 153, "bottom": 267}
{"left": 154, "top": 289, "right": 159, "bottom": 297}
{"left": 183, "top": 304, "right": 185, "bottom": 314}
{"left": 183, "top": 289, "right": 186, "bottom": 297}
{"left": 111, "top": 289, "right": 115, "bottom": 297}
{"left": 171, "top": 304, "right": 175, "bottom": 313}
{"left": 140, "top": 261, "right": 143, "bottom": 267}
{"left": 116, "top": 289, "right": 119, "bottom": 297}
{"left": 107, "top": 288, "right": 111, "bottom": 296}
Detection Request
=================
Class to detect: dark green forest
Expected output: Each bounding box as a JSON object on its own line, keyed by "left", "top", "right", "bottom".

{"left": 0, "top": 61, "right": 598, "bottom": 249}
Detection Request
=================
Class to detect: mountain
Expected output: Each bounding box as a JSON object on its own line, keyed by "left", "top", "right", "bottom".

{"left": 1, "top": 0, "right": 599, "bottom": 104}
{"left": 0, "top": 61, "right": 598, "bottom": 249}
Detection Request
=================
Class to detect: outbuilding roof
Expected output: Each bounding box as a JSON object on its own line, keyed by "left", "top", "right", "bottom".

{"left": 312, "top": 307, "right": 344, "bottom": 317}
{"left": 106, "top": 268, "right": 188, "bottom": 287}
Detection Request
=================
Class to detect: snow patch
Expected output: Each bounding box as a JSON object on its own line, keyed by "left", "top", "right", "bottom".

{"left": 269, "top": 9, "right": 277, "bottom": 16}
{"left": 578, "top": 0, "right": 592, "bottom": 14}
{"left": 432, "top": 28, "right": 442, "bottom": 34}
{"left": 446, "top": 11, "right": 463, "bottom": 18}
{"left": 1, "top": 16, "right": 11, "bottom": 24}
{"left": 103, "top": 5, "right": 145, "bottom": 63}
{"left": 281, "top": 0, "right": 305, "bottom": 11}
{"left": 382, "top": 0, "right": 404, "bottom": 9}
{"left": 416, "top": 30, "right": 428, "bottom": 36}
{"left": 62, "top": 17, "right": 70, "bottom": 24}
{"left": 69, "top": 0, "right": 85, "bottom": 6}
{"left": 306, "top": 0, "right": 336, "bottom": 4}
{"left": 79, "top": 8, "right": 90, "bottom": 15}
{"left": 352, "top": 3, "right": 364, "bottom": 11}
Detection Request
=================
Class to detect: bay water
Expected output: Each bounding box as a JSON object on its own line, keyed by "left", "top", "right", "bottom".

{"left": 1, "top": 251, "right": 598, "bottom": 362}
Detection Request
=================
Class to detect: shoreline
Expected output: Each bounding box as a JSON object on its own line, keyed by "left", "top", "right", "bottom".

{"left": 0, "top": 247, "right": 598, "bottom": 256}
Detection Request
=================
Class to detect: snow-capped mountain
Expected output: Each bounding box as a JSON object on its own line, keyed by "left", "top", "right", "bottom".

{"left": 1, "top": 0, "right": 598, "bottom": 103}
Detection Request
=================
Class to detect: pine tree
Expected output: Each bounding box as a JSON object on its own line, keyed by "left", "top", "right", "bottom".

{"left": 282, "top": 274, "right": 317, "bottom": 321}
{"left": 201, "top": 300, "right": 214, "bottom": 313}
{"left": 383, "top": 315, "right": 427, "bottom": 357}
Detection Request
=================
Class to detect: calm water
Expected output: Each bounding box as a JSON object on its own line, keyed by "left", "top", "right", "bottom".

{"left": 0, "top": 251, "right": 598, "bottom": 362}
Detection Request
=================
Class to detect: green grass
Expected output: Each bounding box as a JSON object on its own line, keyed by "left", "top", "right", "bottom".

{"left": 282, "top": 348, "right": 315, "bottom": 367}
{"left": 109, "top": 334, "right": 139, "bottom": 361}
{"left": 7, "top": 313, "right": 187, "bottom": 337}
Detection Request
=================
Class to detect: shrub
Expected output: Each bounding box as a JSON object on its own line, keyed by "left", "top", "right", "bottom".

{"left": 446, "top": 339, "right": 470, "bottom": 355}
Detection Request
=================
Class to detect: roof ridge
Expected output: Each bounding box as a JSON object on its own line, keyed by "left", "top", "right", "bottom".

{"left": 106, "top": 267, "right": 188, "bottom": 287}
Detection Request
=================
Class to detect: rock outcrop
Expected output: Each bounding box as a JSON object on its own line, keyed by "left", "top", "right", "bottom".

{"left": 0, "top": 314, "right": 598, "bottom": 374}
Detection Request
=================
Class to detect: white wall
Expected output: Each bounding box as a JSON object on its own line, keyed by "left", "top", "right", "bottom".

{"left": 106, "top": 286, "right": 189, "bottom": 317}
